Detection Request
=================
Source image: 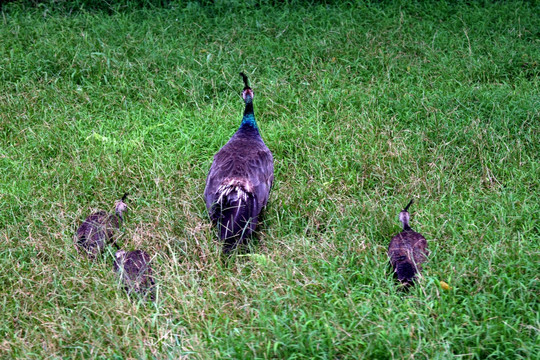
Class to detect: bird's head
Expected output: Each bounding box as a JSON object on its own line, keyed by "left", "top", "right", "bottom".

{"left": 115, "top": 200, "right": 128, "bottom": 215}
{"left": 399, "top": 210, "right": 410, "bottom": 226}
{"left": 115, "top": 249, "right": 127, "bottom": 261}
{"left": 114, "top": 249, "right": 127, "bottom": 272}
{"left": 115, "top": 193, "right": 129, "bottom": 216}
{"left": 240, "top": 72, "right": 253, "bottom": 104}
{"left": 399, "top": 199, "right": 414, "bottom": 229}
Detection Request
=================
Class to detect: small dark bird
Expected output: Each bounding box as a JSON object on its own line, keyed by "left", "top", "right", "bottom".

{"left": 388, "top": 199, "right": 428, "bottom": 287}
{"left": 114, "top": 249, "right": 155, "bottom": 301}
{"left": 75, "top": 194, "right": 128, "bottom": 258}
{"left": 204, "top": 73, "right": 274, "bottom": 253}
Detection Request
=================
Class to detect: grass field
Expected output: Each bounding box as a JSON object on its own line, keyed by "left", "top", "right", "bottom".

{"left": 0, "top": 1, "right": 538, "bottom": 358}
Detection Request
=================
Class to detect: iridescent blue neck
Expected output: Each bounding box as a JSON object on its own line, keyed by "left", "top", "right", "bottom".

{"left": 239, "top": 101, "right": 258, "bottom": 130}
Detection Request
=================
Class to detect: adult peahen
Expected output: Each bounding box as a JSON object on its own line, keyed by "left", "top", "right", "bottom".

{"left": 388, "top": 199, "right": 429, "bottom": 287}
{"left": 204, "top": 73, "right": 274, "bottom": 253}
{"left": 74, "top": 194, "right": 128, "bottom": 258}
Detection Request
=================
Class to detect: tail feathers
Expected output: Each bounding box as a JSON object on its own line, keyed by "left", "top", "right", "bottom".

{"left": 213, "top": 184, "right": 258, "bottom": 253}
{"left": 396, "top": 261, "right": 417, "bottom": 284}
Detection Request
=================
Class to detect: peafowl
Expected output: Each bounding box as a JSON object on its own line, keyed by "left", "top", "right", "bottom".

{"left": 114, "top": 249, "right": 155, "bottom": 301}
{"left": 75, "top": 194, "right": 128, "bottom": 258}
{"left": 204, "top": 72, "right": 274, "bottom": 253}
{"left": 388, "top": 199, "right": 428, "bottom": 287}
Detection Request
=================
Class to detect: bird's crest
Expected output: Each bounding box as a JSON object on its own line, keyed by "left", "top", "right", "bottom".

{"left": 399, "top": 199, "right": 414, "bottom": 231}
{"left": 240, "top": 72, "right": 250, "bottom": 90}
{"left": 240, "top": 72, "right": 254, "bottom": 107}
{"left": 403, "top": 199, "right": 414, "bottom": 212}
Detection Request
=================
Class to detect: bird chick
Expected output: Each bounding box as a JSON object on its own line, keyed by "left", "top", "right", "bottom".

{"left": 388, "top": 199, "right": 428, "bottom": 287}
{"left": 75, "top": 193, "right": 128, "bottom": 258}
{"left": 114, "top": 249, "right": 155, "bottom": 301}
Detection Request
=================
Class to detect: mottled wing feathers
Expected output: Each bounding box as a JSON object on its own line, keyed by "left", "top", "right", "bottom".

{"left": 75, "top": 211, "right": 120, "bottom": 257}
{"left": 388, "top": 230, "right": 428, "bottom": 284}
{"left": 388, "top": 231, "right": 428, "bottom": 265}
{"left": 114, "top": 250, "right": 155, "bottom": 301}
{"left": 204, "top": 129, "right": 273, "bottom": 252}
{"left": 205, "top": 139, "right": 273, "bottom": 214}
{"left": 248, "top": 149, "right": 274, "bottom": 206}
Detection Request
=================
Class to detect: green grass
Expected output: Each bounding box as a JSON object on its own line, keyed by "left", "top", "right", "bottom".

{"left": 0, "top": 1, "right": 538, "bottom": 358}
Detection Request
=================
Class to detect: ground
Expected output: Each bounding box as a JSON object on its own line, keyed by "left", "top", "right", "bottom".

{"left": 0, "top": 1, "right": 538, "bottom": 359}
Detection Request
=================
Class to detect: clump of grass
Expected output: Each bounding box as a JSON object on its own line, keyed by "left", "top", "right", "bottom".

{"left": 0, "top": 1, "right": 538, "bottom": 358}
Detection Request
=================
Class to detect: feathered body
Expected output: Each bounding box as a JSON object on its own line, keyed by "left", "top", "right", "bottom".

{"left": 75, "top": 195, "right": 127, "bottom": 257}
{"left": 388, "top": 200, "right": 428, "bottom": 286}
{"left": 114, "top": 249, "right": 155, "bottom": 301}
{"left": 204, "top": 73, "right": 274, "bottom": 253}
